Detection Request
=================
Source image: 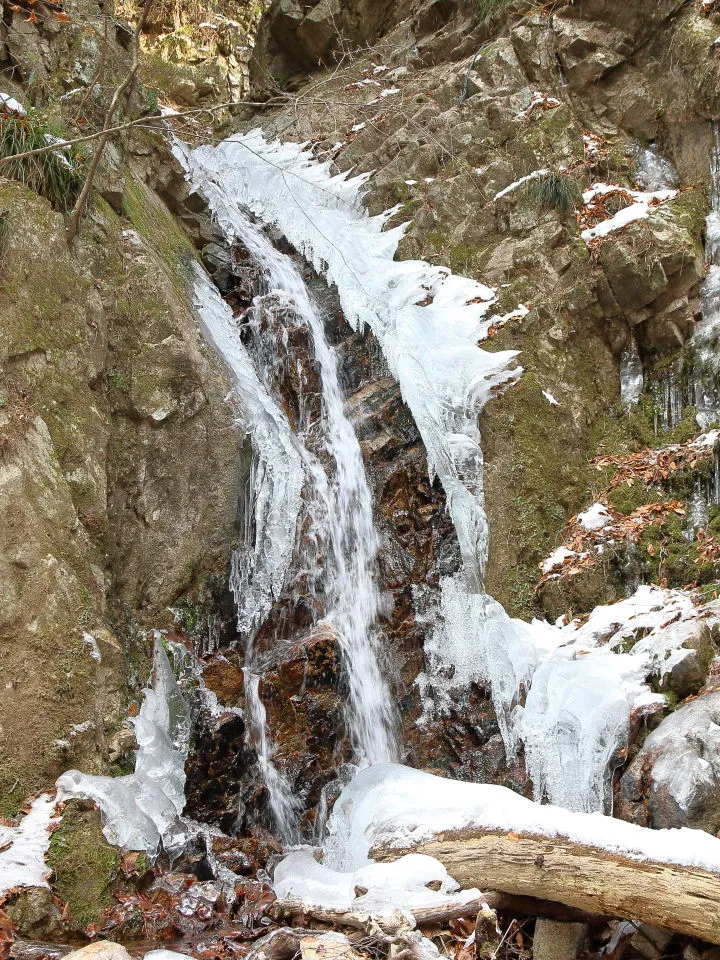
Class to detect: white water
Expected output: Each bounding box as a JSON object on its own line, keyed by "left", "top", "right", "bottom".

{"left": 182, "top": 151, "right": 399, "bottom": 828}
{"left": 179, "top": 130, "right": 720, "bottom": 820}
{"left": 245, "top": 671, "right": 302, "bottom": 842}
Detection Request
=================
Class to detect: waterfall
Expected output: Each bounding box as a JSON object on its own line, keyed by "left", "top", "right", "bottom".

{"left": 185, "top": 164, "right": 399, "bottom": 830}
{"left": 222, "top": 207, "right": 398, "bottom": 767}
{"left": 244, "top": 672, "right": 302, "bottom": 843}
{"left": 177, "top": 131, "right": 699, "bottom": 817}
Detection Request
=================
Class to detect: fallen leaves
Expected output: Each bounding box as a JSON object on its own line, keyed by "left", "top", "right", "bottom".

{"left": 594, "top": 436, "right": 713, "bottom": 488}
{"left": 0, "top": 908, "right": 13, "bottom": 960}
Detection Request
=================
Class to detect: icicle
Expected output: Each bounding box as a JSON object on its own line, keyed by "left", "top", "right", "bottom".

{"left": 620, "top": 335, "right": 644, "bottom": 407}
{"left": 57, "top": 638, "right": 191, "bottom": 854}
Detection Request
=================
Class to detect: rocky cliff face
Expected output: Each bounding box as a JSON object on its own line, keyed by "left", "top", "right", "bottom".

{"left": 5, "top": 0, "right": 720, "bottom": 935}
{"left": 0, "top": 0, "right": 245, "bottom": 816}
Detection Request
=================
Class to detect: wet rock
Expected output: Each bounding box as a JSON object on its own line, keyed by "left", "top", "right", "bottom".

{"left": 4, "top": 890, "right": 66, "bottom": 943}
{"left": 654, "top": 621, "right": 715, "bottom": 699}
{"left": 630, "top": 924, "right": 674, "bottom": 960}
{"left": 618, "top": 691, "right": 720, "bottom": 832}
{"left": 185, "top": 709, "right": 262, "bottom": 835}
{"left": 202, "top": 655, "right": 246, "bottom": 705}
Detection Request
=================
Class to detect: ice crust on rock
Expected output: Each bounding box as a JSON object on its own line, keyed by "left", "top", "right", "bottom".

{"left": 423, "top": 582, "right": 718, "bottom": 812}
{"left": 274, "top": 848, "right": 478, "bottom": 916}
{"left": 0, "top": 793, "right": 58, "bottom": 896}
{"left": 177, "top": 130, "right": 520, "bottom": 593}
{"left": 57, "top": 638, "right": 190, "bottom": 853}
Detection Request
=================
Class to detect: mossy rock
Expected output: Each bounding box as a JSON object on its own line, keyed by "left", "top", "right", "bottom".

{"left": 48, "top": 799, "right": 121, "bottom": 930}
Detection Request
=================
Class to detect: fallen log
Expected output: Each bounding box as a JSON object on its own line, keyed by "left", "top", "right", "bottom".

{"left": 482, "top": 892, "right": 605, "bottom": 927}
{"left": 371, "top": 829, "right": 720, "bottom": 944}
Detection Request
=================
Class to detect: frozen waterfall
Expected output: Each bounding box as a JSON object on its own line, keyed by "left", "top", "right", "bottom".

{"left": 177, "top": 130, "right": 713, "bottom": 818}
{"left": 182, "top": 143, "right": 399, "bottom": 792}
{"left": 57, "top": 637, "right": 191, "bottom": 853}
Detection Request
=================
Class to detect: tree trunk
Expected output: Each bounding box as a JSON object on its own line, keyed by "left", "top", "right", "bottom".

{"left": 372, "top": 830, "right": 720, "bottom": 944}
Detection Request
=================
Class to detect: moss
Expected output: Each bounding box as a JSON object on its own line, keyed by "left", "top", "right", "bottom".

{"left": 607, "top": 482, "right": 666, "bottom": 515}
{"left": 48, "top": 800, "right": 121, "bottom": 929}
{"left": 637, "top": 513, "right": 720, "bottom": 587}
{"left": 661, "top": 9, "right": 720, "bottom": 112}
{"left": 121, "top": 174, "right": 197, "bottom": 297}
{"left": 0, "top": 777, "right": 28, "bottom": 819}
{"left": 485, "top": 369, "right": 583, "bottom": 617}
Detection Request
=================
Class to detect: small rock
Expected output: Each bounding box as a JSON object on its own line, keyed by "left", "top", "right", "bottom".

{"left": 64, "top": 944, "right": 131, "bottom": 960}
{"left": 532, "top": 919, "right": 587, "bottom": 960}
{"left": 629, "top": 924, "right": 673, "bottom": 959}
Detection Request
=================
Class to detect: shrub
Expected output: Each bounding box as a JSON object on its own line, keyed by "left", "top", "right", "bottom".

{"left": 528, "top": 171, "right": 581, "bottom": 214}
{"left": 0, "top": 110, "right": 84, "bottom": 211}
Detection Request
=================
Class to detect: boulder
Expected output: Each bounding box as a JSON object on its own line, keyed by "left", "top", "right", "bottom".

{"left": 64, "top": 945, "right": 131, "bottom": 960}
{"left": 618, "top": 691, "right": 720, "bottom": 833}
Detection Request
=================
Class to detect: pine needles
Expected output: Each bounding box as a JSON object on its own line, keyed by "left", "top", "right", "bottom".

{"left": 0, "top": 110, "right": 85, "bottom": 211}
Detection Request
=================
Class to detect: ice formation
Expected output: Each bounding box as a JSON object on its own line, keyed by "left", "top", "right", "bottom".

{"left": 273, "top": 759, "right": 720, "bottom": 917}
{"left": 177, "top": 130, "right": 519, "bottom": 593}
{"left": 0, "top": 794, "right": 58, "bottom": 896}
{"left": 620, "top": 335, "right": 644, "bottom": 407}
{"left": 274, "top": 849, "right": 479, "bottom": 915}
{"left": 191, "top": 268, "right": 305, "bottom": 636}
{"left": 644, "top": 699, "right": 720, "bottom": 812}
{"left": 324, "top": 763, "right": 720, "bottom": 873}
{"left": 633, "top": 145, "right": 679, "bottom": 191}
{"left": 0, "top": 91, "right": 25, "bottom": 115}
{"left": 57, "top": 638, "right": 191, "bottom": 853}
{"left": 577, "top": 502, "right": 612, "bottom": 532}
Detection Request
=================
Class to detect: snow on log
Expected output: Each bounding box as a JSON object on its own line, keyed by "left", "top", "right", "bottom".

{"left": 372, "top": 830, "right": 720, "bottom": 944}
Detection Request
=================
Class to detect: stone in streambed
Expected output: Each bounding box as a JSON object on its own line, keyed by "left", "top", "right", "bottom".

{"left": 532, "top": 919, "right": 588, "bottom": 960}
{"left": 63, "top": 944, "right": 131, "bottom": 960}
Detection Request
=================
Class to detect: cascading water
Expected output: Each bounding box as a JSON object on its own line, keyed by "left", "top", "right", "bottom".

{"left": 183, "top": 145, "right": 399, "bottom": 833}
{"left": 177, "top": 131, "right": 705, "bottom": 818}
{"left": 244, "top": 671, "right": 302, "bottom": 842}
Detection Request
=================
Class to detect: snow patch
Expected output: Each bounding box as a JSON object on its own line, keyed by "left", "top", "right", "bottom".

{"left": 0, "top": 794, "right": 57, "bottom": 895}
